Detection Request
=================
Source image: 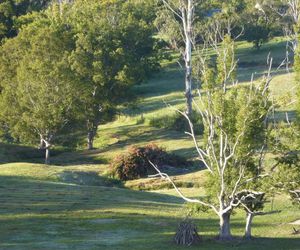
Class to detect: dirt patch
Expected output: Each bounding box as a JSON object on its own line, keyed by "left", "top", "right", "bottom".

{"left": 289, "top": 219, "right": 300, "bottom": 225}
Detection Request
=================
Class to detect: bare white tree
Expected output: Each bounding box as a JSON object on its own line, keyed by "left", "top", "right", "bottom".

{"left": 283, "top": 0, "right": 300, "bottom": 51}
{"left": 149, "top": 29, "right": 279, "bottom": 239}
{"left": 157, "top": 0, "right": 198, "bottom": 115}
{"left": 149, "top": 75, "right": 273, "bottom": 239}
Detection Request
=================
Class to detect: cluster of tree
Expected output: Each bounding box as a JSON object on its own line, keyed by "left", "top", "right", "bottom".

{"left": 0, "top": 0, "right": 162, "bottom": 163}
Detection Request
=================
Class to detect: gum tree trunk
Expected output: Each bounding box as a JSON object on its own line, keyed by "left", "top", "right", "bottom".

{"left": 244, "top": 213, "right": 254, "bottom": 239}
{"left": 219, "top": 212, "right": 232, "bottom": 240}
{"left": 45, "top": 146, "right": 50, "bottom": 165}
{"left": 44, "top": 140, "right": 51, "bottom": 164}
{"left": 183, "top": 0, "right": 193, "bottom": 116}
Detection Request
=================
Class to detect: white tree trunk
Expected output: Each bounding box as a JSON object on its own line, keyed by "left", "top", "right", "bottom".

{"left": 185, "top": 44, "right": 192, "bottom": 115}
{"left": 45, "top": 147, "right": 50, "bottom": 165}
{"left": 184, "top": 0, "right": 193, "bottom": 115}
{"left": 44, "top": 140, "right": 51, "bottom": 165}
{"left": 244, "top": 213, "right": 254, "bottom": 239}
{"left": 219, "top": 212, "right": 232, "bottom": 240}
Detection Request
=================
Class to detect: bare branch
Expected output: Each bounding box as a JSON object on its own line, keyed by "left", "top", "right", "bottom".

{"left": 148, "top": 160, "right": 218, "bottom": 213}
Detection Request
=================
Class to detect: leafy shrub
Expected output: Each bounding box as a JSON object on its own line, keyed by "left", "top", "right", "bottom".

{"left": 149, "top": 112, "right": 203, "bottom": 134}
{"left": 110, "top": 143, "right": 188, "bottom": 181}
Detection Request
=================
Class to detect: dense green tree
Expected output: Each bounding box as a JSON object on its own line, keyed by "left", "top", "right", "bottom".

{"left": 0, "top": 9, "right": 82, "bottom": 163}
{"left": 242, "top": 2, "right": 272, "bottom": 49}
{"left": 67, "top": 0, "right": 161, "bottom": 149}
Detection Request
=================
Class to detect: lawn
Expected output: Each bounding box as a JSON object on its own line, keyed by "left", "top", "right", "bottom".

{"left": 0, "top": 38, "right": 299, "bottom": 249}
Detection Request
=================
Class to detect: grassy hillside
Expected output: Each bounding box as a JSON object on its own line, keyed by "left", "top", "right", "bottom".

{"left": 0, "top": 38, "right": 299, "bottom": 249}
{"left": 0, "top": 171, "right": 299, "bottom": 250}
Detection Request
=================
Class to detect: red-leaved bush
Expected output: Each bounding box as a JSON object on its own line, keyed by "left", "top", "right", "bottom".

{"left": 109, "top": 143, "right": 187, "bottom": 181}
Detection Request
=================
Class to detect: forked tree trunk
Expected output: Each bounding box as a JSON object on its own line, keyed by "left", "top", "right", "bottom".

{"left": 244, "top": 213, "right": 254, "bottom": 239}
{"left": 87, "top": 131, "right": 94, "bottom": 150}
{"left": 219, "top": 212, "right": 232, "bottom": 240}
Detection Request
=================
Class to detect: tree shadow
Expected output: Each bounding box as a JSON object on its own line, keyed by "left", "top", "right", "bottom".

{"left": 98, "top": 123, "right": 198, "bottom": 160}
{"left": 0, "top": 142, "right": 64, "bottom": 164}
{"left": 0, "top": 142, "right": 108, "bottom": 166}
{"left": 273, "top": 110, "right": 297, "bottom": 122}
{"left": 0, "top": 175, "right": 299, "bottom": 249}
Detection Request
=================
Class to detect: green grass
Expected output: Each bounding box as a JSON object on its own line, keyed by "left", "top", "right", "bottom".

{"left": 0, "top": 169, "right": 299, "bottom": 250}
{"left": 0, "top": 38, "right": 299, "bottom": 249}
{"left": 0, "top": 170, "right": 299, "bottom": 249}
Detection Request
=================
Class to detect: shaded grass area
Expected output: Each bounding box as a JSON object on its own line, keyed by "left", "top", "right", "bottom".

{"left": 0, "top": 143, "right": 53, "bottom": 164}
{"left": 236, "top": 37, "right": 288, "bottom": 67}
{"left": 0, "top": 174, "right": 299, "bottom": 250}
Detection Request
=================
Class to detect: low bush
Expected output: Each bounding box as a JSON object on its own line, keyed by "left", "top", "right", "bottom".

{"left": 149, "top": 112, "right": 203, "bottom": 134}
{"left": 109, "top": 143, "right": 188, "bottom": 181}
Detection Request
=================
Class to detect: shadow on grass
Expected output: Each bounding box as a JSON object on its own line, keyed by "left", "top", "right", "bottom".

{"left": 0, "top": 175, "right": 183, "bottom": 216}
{"left": 236, "top": 40, "right": 287, "bottom": 67}
{"left": 58, "top": 170, "right": 122, "bottom": 187}
{"left": 0, "top": 142, "right": 109, "bottom": 166}
{"left": 274, "top": 110, "right": 297, "bottom": 122}
{"left": 0, "top": 175, "right": 299, "bottom": 250}
{"left": 0, "top": 143, "right": 66, "bottom": 165}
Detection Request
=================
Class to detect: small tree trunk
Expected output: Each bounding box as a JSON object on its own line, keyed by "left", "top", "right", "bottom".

{"left": 44, "top": 140, "right": 51, "bottom": 165}
{"left": 244, "top": 213, "right": 254, "bottom": 239}
{"left": 87, "top": 131, "right": 94, "bottom": 150}
{"left": 219, "top": 212, "right": 232, "bottom": 240}
{"left": 45, "top": 147, "right": 50, "bottom": 164}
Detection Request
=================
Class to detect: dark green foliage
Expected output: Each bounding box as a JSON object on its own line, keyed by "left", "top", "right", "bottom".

{"left": 242, "top": 2, "right": 279, "bottom": 50}
{"left": 0, "top": 0, "right": 51, "bottom": 41}
{"left": 273, "top": 153, "right": 300, "bottom": 204}
{"left": 110, "top": 143, "right": 188, "bottom": 181}
{"left": 244, "top": 23, "right": 271, "bottom": 50}
{"left": 0, "top": 11, "right": 82, "bottom": 146}
{"left": 0, "top": 0, "right": 163, "bottom": 151}
{"left": 66, "top": 0, "right": 163, "bottom": 147}
{"left": 235, "top": 190, "right": 266, "bottom": 212}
